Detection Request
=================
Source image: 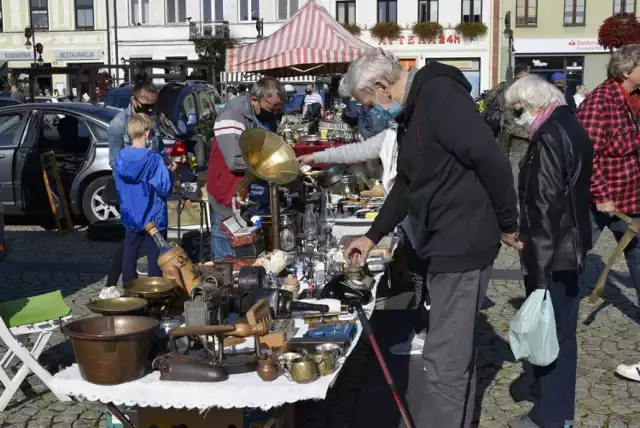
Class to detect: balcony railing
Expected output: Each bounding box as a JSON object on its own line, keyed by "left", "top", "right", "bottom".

{"left": 189, "top": 21, "right": 230, "bottom": 40}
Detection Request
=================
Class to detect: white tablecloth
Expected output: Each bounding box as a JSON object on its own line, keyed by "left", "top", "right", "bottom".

{"left": 50, "top": 273, "right": 384, "bottom": 411}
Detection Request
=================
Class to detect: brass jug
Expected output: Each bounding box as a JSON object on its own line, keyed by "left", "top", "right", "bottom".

{"left": 312, "top": 350, "right": 336, "bottom": 376}
{"left": 286, "top": 357, "right": 319, "bottom": 384}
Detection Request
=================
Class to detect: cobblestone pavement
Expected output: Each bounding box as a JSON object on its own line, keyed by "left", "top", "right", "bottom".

{"left": 1, "top": 223, "right": 640, "bottom": 427}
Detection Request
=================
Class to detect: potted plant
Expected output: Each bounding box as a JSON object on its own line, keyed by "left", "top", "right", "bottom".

{"left": 370, "top": 22, "right": 402, "bottom": 42}
{"left": 412, "top": 21, "right": 443, "bottom": 42}
{"left": 343, "top": 23, "right": 361, "bottom": 36}
{"left": 598, "top": 13, "right": 640, "bottom": 50}
{"left": 454, "top": 22, "right": 488, "bottom": 41}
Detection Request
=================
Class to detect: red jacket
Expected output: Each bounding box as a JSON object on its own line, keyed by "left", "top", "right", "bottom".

{"left": 206, "top": 137, "right": 243, "bottom": 208}
{"left": 576, "top": 79, "right": 640, "bottom": 214}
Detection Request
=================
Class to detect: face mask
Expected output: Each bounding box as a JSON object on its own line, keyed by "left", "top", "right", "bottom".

{"left": 515, "top": 111, "right": 535, "bottom": 128}
{"left": 256, "top": 108, "right": 276, "bottom": 123}
{"left": 385, "top": 102, "right": 405, "bottom": 119}
{"left": 305, "top": 90, "right": 312, "bottom": 95}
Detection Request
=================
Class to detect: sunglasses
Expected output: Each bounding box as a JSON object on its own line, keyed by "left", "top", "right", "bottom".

{"left": 134, "top": 96, "right": 155, "bottom": 110}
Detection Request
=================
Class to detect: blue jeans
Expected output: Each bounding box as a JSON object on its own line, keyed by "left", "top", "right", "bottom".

{"left": 591, "top": 208, "right": 640, "bottom": 302}
{"left": 525, "top": 271, "right": 580, "bottom": 428}
{"left": 210, "top": 210, "right": 232, "bottom": 259}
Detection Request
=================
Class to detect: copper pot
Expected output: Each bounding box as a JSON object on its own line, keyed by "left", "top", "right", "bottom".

{"left": 257, "top": 356, "right": 279, "bottom": 381}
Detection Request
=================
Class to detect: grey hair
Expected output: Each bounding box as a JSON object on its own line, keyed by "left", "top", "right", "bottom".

{"left": 608, "top": 44, "right": 640, "bottom": 82}
{"left": 504, "top": 75, "right": 567, "bottom": 110}
{"left": 343, "top": 48, "right": 404, "bottom": 95}
{"left": 338, "top": 77, "right": 351, "bottom": 99}
{"left": 250, "top": 77, "right": 286, "bottom": 100}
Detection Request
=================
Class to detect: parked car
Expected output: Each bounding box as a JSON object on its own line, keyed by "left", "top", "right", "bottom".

{"left": 34, "top": 96, "right": 72, "bottom": 103}
{"left": 0, "top": 97, "right": 22, "bottom": 108}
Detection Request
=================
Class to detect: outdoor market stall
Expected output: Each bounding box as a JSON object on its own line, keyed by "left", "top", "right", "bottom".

{"left": 47, "top": 127, "right": 398, "bottom": 428}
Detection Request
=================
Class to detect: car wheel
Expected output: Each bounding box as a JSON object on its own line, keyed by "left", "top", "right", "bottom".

{"left": 82, "top": 176, "right": 120, "bottom": 224}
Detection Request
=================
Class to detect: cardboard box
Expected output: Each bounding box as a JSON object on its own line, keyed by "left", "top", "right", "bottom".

{"left": 168, "top": 199, "right": 206, "bottom": 228}
{"left": 136, "top": 405, "right": 292, "bottom": 428}
{"left": 222, "top": 217, "right": 264, "bottom": 247}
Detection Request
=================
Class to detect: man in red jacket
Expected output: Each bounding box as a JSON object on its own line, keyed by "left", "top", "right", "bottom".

{"left": 206, "top": 77, "right": 285, "bottom": 259}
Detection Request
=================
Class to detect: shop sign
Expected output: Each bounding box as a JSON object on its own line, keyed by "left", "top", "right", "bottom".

{"left": 515, "top": 38, "right": 607, "bottom": 54}
{"left": 55, "top": 49, "right": 101, "bottom": 61}
{"left": 0, "top": 51, "right": 34, "bottom": 61}
{"left": 379, "top": 34, "right": 462, "bottom": 46}
{"left": 438, "top": 60, "right": 475, "bottom": 70}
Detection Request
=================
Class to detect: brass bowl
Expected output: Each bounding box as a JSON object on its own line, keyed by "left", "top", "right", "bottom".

{"left": 123, "top": 277, "right": 177, "bottom": 300}
{"left": 86, "top": 297, "right": 148, "bottom": 316}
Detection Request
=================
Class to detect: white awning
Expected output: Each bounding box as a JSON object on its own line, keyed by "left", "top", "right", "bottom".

{"left": 220, "top": 72, "right": 315, "bottom": 84}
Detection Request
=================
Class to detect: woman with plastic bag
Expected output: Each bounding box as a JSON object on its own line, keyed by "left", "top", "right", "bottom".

{"left": 504, "top": 75, "right": 593, "bottom": 428}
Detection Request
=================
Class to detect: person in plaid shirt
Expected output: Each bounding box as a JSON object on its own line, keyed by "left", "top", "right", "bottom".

{"left": 576, "top": 45, "right": 640, "bottom": 381}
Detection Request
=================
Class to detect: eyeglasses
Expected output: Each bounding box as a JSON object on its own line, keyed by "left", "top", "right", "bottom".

{"left": 134, "top": 96, "right": 156, "bottom": 111}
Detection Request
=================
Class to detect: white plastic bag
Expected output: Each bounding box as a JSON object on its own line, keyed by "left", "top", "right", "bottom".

{"left": 508, "top": 289, "right": 559, "bottom": 367}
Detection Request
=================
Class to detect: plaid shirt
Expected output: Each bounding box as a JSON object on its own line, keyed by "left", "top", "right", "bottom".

{"left": 575, "top": 79, "right": 640, "bottom": 214}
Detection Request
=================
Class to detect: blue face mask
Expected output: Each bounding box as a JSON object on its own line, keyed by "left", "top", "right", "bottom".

{"left": 385, "top": 102, "right": 405, "bottom": 119}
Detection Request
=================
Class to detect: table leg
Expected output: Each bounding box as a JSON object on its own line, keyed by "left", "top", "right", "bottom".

{"left": 107, "top": 403, "right": 136, "bottom": 428}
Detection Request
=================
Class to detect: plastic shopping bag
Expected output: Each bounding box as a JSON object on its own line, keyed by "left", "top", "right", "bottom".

{"left": 508, "top": 289, "right": 559, "bottom": 367}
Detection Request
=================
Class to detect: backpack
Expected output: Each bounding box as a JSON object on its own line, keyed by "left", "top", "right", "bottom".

{"left": 483, "top": 83, "right": 507, "bottom": 137}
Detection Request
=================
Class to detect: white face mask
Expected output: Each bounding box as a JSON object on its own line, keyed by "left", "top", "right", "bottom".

{"left": 515, "top": 111, "right": 536, "bottom": 129}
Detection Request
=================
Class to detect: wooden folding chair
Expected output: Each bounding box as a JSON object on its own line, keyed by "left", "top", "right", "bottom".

{"left": 0, "top": 316, "right": 72, "bottom": 411}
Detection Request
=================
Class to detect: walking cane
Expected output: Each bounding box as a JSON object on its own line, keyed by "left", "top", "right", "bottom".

{"left": 348, "top": 302, "right": 414, "bottom": 428}
{"left": 589, "top": 212, "right": 640, "bottom": 303}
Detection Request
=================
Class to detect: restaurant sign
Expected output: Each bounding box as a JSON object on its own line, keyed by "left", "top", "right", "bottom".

{"left": 379, "top": 34, "right": 463, "bottom": 46}
{"left": 55, "top": 49, "right": 102, "bottom": 61}
{"left": 0, "top": 51, "right": 34, "bottom": 61}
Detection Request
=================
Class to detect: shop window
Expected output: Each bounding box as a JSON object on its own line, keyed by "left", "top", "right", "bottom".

{"left": 516, "top": 0, "right": 537, "bottom": 26}
{"left": 277, "top": 0, "right": 299, "bottom": 20}
{"left": 130, "top": 0, "right": 150, "bottom": 24}
{"left": 377, "top": 0, "right": 397, "bottom": 22}
{"left": 564, "top": 0, "right": 585, "bottom": 26}
{"left": 461, "top": 0, "right": 481, "bottom": 23}
{"left": 336, "top": 1, "right": 356, "bottom": 25}
{"left": 166, "top": 0, "right": 187, "bottom": 23}
{"left": 203, "top": 0, "right": 224, "bottom": 22}
{"left": 614, "top": 0, "right": 635, "bottom": 14}
{"left": 419, "top": 0, "right": 438, "bottom": 22}
{"left": 75, "top": 0, "right": 94, "bottom": 30}
{"left": 30, "top": 0, "right": 49, "bottom": 31}
{"left": 239, "top": 0, "right": 259, "bottom": 21}
{"left": 0, "top": 2, "right": 4, "bottom": 32}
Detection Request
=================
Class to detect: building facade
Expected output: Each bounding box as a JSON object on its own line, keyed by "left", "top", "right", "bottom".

{"left": 115, "top": 0, "right": 497, "bottom": 95}
{"left": 499, "top": 0, "right": 625, "bottom": 90}
{"left": 0, "top": 0, "right": 108, "bottom": 93}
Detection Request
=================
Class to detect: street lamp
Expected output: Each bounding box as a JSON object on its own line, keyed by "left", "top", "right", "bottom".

{"left": 503, "top": 11, "right": 514, "bottom": 82}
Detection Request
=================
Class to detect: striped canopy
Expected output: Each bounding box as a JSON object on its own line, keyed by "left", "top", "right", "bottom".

{"left": 225, "top": 1, "right": 372, "bottom": 76}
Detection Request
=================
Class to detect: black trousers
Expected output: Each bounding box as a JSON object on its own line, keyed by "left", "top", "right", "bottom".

{"left": 122, "top": 230, "right": 165, "bottom": 283}
{"left": 398, "top": 226, "right": 429, "bottom": 334}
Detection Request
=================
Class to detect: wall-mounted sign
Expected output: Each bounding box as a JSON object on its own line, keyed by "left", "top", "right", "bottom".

{"left": 532, "top": 59, "right": 548, "bottom": 67}
{"left": 515, "top": 38, "right": 607, "bottom": 54}
{"left": 438, "top": 60, "right": 474, "bottom": 70}
{"left": 55, "top": 49, "right": 101, "bottom": 61}
{"left": 379, "top": 34, "right": 462, "bottom": 46}
{"left": 0, "top": 51, "right": 34, "bottom": 61}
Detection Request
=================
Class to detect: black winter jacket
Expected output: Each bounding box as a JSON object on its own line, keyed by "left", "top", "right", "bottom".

{"left": 518, "top": 106, "right": 593, "bottom": 288}
{"left": 365, "top": 62, "right": 519, "bottom": 273}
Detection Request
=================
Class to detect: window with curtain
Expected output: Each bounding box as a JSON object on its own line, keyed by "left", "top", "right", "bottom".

{"left": 418, "top": 0, "right": 438, "bottom": 22}
{"left": 239, "top": 0, "right": 260, "bottom": 21}
{"left": 278, "top": 0, "right": 299, "bottom": 20}
{"left": 614, "top": 0, "right": 635, "bottom": 13}
{"left": 30, "top": 0, "right": 49, "bottom": 31}
{"left": 461, "top": 0, "right": 481, "bottom": 23}
{"left": 336, "top": 1, "right": 356, "bottom": 25}
{"left": 377, "top": 0, "right": 397, "bottom": 22}
{"left": 516, "top": 0, "right": 537, "bottom": 25}
{"left": 166, "top": 0, "right": 187, "bottom": 23}
{"left": 131, "top": 0, "right": 150, "bottom": 24}
{"left": 75, "top": 0, "right": 95, "bottom": 30}
{"left": 564, "top": 0, "right": 585, "bottom": 25}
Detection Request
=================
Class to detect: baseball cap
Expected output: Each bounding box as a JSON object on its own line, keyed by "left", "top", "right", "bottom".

{"left": 551, "top": 72, "right": 566, "bottom": 82}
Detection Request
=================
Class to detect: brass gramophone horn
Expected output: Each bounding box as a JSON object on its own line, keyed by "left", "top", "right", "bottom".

{"left": 236, "top": 128, "right": 301, "bottom": 250}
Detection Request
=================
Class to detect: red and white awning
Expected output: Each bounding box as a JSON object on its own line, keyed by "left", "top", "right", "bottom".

{"left": 226, "top": 1, "right": 372, "bottom": 76}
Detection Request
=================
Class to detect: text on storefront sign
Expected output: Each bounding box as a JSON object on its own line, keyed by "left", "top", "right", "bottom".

{"left": 379, "top": 34, "right": 462, "bottom": 46}
{"left": 0, "top": 51, "right": 33, "bottom": 61}
{"left": 55, "top": 50, "right": 101, "bottom": 61}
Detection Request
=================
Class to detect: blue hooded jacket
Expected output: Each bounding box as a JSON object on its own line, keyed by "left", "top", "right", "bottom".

{"left": 114, "top": 147, "right": 173, "bottom": 232}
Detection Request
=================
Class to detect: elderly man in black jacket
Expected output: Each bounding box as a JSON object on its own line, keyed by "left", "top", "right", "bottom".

{"left": 343, "top": 49, "right": 519, "bottom": 427}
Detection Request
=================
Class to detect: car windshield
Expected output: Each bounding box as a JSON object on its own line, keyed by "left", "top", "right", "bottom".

{"left": 82, "top": 106, "right": 120, "bottom": 123}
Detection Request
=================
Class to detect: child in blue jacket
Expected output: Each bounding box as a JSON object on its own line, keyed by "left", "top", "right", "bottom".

{"left": 115, "top": 113, "right": 173, "bottom": 282}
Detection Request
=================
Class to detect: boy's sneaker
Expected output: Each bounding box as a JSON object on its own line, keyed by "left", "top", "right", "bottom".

{"left": 616, "top": 362, "right": 640, "bottom": 381}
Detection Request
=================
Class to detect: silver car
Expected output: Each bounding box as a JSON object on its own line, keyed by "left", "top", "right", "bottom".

{"left": 0, "top": 103, "right": 124, "bottom": 223}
